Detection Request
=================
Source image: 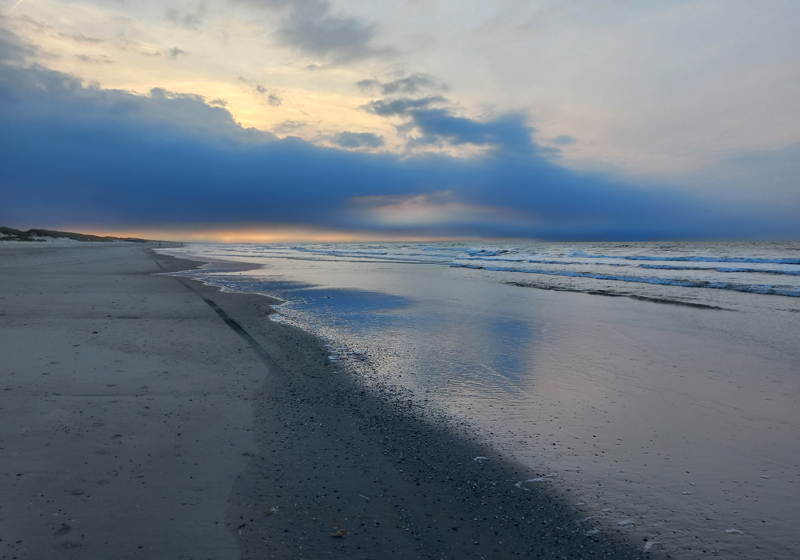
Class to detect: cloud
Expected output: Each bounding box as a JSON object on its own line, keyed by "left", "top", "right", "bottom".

{"left": 272, "top": 120, "right": 310, "bottom": 135}
{"left": 552, "top": 135, "right": 576, "bottom": 146}
{"left": 165, "top": 3, "right": 207, "bottom": 30}
{"left": 0, "top": 28, "right": 36, "bottom": 63}
{"left": 59, "top": 32, "right": 104, "bottom": 45}
{"left": 355, "top": 79, "right": 379, "bottom": 91}
{"left": 350, "top": 192, "right": 517, "bottom": 226}
{"left": 1, "top": 61, "right": 796, "bottom": 239}
{"left": 364, "top": 95, "right": 533, "bottom": 152}
{"left": 362, "top": 96, "right": 447, "bottom": 117}
{"left": 115, "top": 39, "right": 162, "bottom": 57}
{"left": 75, "top": 54, "right": 115, "bottom": 65}
{"left": 660, "top": 141, "right": 800, "bottom": 223}
{"left": 409, "top": 110, "right": 534, "bottom": 151}
{"left": 356, "top": 74, "right": 445, "bottom": 95}
{"left": 0, "top": 64, "right": 273, "bottom": 144}
{"left": 240, "top": 76, "right": 282, "bottom": 104}
{"left": 332, "top": 131, "right": 384, "bottom": 149}
{"left": 168, "top": 47, "right": 187, "bottom": 60}
{"left": 231, "top": 0, "right": 387, "bottom": 63}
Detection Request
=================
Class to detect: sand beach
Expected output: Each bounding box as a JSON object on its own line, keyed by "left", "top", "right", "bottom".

{"left": 0, "top": 242, "right": 657, "bottom": 559}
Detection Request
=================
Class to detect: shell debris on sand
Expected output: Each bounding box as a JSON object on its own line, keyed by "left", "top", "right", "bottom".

{"left": 514, "top": 474, "right": 553, "bottom": 489}
{"left": 643, "top": 540, "right": 660, "bottom": 552}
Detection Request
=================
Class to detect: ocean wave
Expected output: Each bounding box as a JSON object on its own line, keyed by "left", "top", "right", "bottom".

{"left": 417, "top": 244, "right": 462, "bottom": 252}
{"left": 569, "top": 251, "right": 800, "bottom": 265}
{"left": 464, "top": 248, "right": 517, "bottom": 257}
{"left": 452, "top": 263, "right": 800, "bottom": 297}
{"left": 283, "top": 244, "right": 470, "bottom": 263}
{"left": 291, "top": 247, "right": 389, "bottom": 256}
{"left": 456, "top": 256, "right": 529, "bottom": 263}
{"left": 456, "top": 257, "right": 629, "bottom": 267}
{"left": 506, "top": 281, "right": 728, "bottom": 310}
{"left": 641, "top": 264, "right": 800, "bottom": 275}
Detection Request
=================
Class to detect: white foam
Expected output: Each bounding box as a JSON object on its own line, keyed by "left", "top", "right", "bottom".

{"left": 570, "top": 251, "right": 800, "bottom": 265}
{"left": 451, "top": 263, "right": 800, "bottom": 297}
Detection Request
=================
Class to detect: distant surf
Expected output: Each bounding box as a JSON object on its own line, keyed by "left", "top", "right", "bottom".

{"left": 195, "top": 240, "right": 800, "bottom": 309}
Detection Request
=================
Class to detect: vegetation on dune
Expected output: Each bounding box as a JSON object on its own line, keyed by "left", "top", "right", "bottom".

{"left": 0, "top": 226, "right": 149, "bottom": 243}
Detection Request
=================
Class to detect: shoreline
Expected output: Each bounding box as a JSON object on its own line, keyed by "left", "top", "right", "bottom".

{"left": 163, "top": 240, "right": 800, "bottom": 560}
{"left": 158, "top": 248, "right": 662, "bottom": 558}
{"left": 0, "top": 243, "right": 657, "bottom": 558}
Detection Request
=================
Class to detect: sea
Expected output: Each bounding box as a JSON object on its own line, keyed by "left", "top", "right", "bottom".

{"left": 159, "top": 240, "right": 800, "bottom": 559}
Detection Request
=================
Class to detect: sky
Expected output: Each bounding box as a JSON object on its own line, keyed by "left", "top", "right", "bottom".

{"left": 1, "top": 0, "right": 799, "bottom": 241}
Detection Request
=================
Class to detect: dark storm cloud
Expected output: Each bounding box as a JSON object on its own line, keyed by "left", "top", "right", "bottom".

{"left": 1, "top": 60, "right": 793, "bottom": 239}
{"left": 231, "top": 0, "right": 387, "bottom": 63}
{"left": 332, "top": 131, "right": 385, "bottom": 149}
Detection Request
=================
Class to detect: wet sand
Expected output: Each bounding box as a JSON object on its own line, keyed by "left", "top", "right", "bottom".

{"left": 0, "top": 243, "right": 658, "bottom": 559}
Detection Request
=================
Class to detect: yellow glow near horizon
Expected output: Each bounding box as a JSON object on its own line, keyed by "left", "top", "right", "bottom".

{"left": 80, "top": 225, "right": 455, "bottom": 244}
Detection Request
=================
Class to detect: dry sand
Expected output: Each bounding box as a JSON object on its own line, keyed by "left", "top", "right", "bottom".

{"left": 0, "top": 243, "right": 659, "bottom": 559}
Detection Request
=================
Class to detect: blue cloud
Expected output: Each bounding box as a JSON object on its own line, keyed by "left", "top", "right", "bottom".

{"left": 552, "top": 135, "right": 576, "bottom": 146}
{"left": 409, "top": 110, "right": 534, "bottom": 152}
{"left": 332, "top": 132, "right": 385, "bottom": 149}
{"left": 0, "top": 28, "right": 36, "bottom": 63}
{"left": 363, "top": 96, "right": 533, "bottom": 152}
{"left": 0, "top": 58, "right": 796, "bottom": 239}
